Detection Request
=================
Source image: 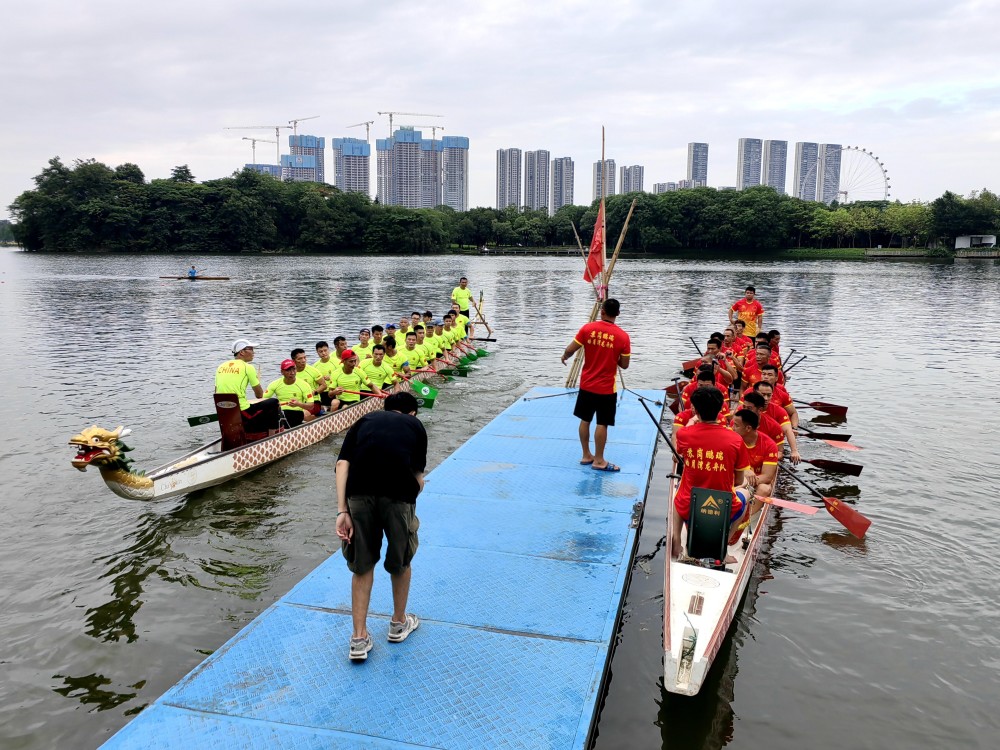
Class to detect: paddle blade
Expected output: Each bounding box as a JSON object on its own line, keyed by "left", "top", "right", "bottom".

{"left": 811, "top": 401, "right": 848, "bottom": 417}
{"left": 681, "top": 358, "right": 702, "bottom": 372}
{"left": 805, "top": 459, "right": 863, "bottom": 476}
{"left": 412, "top": 382, "right": 438, "bottom": 409}
{"left": 757, "top": 495, "right": 820, "bottom": 515}
{"left": 822, "top": 497, "right": 871, "bottom": 538}
{"left": 824, "top": 439, "right": 862, "bottom": 451}
{"left": 476, "top": 349, "right": 489, "bottom": 357}
{"left": 187, "top": 413, "right": 220, "bottom": 426}
{"left": 799, "top": 429, "right": 852, "bottom": 441}
{"left": 664, "top": 383, "right": 682, "bottom": 398}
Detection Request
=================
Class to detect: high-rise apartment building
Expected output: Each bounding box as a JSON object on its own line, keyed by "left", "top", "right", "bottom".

{"left": 762, "top": 140, "right": 788, "bottom": 194}
{"left": 653, "top": 182, "right": 678, "bottom": 193}
{"left": 619, "top": 165, "right": 644, "bottom": 193}
{"left": 420, "top": 138, "right": 444, "bottom": 208}
{"left": 331, "top": 137, "right": 370, "bottom": 195}
{"left": 736, "top": 138, "right": 762, "bottom": 189}
{"left": 285, "top": 135, "right": 325, "bottom": 182}
{"left": 524, "top": 150, "right": 551, "bottom": 211}
{"left": 817, "top": 144, "right": 843, "bottom": 205}
{"left": 550, "top": 156, "right": 574, "bottom": 215}
{"left": 792, "top": 142, "right": 819, "bottom": 200}
{"left": 496, "top": 148, "right": 522, "bottom": 209}
{"left": 442, "top": 136, "right": 470, "bottom": 212}
{"left": 687, "top": 143, "right": 709, "bottom": 185}
{"left": 375, "top": 128, "right": 469, "bottom": 208}
{"left": 592, "top": 159, "right": 616, "bottom": 201}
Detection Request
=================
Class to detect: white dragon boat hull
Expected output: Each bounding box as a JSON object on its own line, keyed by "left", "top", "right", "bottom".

{"left": 663, "top": 475, "right": 772, "bottom": 696}
{"left": 72, "top": 373, "right": 442, "bottom": 502}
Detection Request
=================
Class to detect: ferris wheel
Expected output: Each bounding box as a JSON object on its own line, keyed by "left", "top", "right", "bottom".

{"left": 801, "top": 146, "right": 891, "bottom": 203}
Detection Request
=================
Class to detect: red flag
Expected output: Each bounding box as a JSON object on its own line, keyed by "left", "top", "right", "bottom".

{"left": 583, "top": 200, "right": 604, "bottom": 282}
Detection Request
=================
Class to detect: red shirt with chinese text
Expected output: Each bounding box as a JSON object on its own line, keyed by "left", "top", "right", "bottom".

{"left": 574, "top": 320, "right": 631, "bottom": 395}
{"left": 674, "top": 422, "right": 751, "bottom": 519}
{"left": 731, "top": 299, "right": 764, "bottom": 336}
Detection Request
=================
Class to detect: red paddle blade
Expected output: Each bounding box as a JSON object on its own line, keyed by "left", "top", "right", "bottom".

{"left": 668, "top": 398, "right": 680, "bottom": 415}
{"left": 681, "top": 358, "right": 702, "bottom": 372}
{"left": 811, "top": 401, "right": 848, "bottom": 417}
{"left": 822, "top": 497, "right": 871, "bottom": 538}
{"left": 757, "top": 495, "right": 820, "bottom": 515}
{"left": 665, "top": 383, "right": 682, "bottom": 398}
{"left": 805, "top": 459, "right": 863, "bottom": 476}
{"left": 824, "top": 439, "right": 862, "bottom": 451}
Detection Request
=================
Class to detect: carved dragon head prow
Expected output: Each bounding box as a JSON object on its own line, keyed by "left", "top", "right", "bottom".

{"left": 69, "top": 425, "right": 134, "bottom": 471}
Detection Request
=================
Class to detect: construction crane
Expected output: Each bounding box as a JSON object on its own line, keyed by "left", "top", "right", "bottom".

{"left": 400, "top": 124, "right": 445, "bottom": 141}
{"left": 242, "top": 137, "right": 276, "bottom": 166}
{"left": 223, "top": 125, "right": 291, "bottom": 163}
{"left": 376, "top": 111, "right": 443, "bottom": 138}
{"left": 288, "top": 115, "right": 320, "bottom": 136}
{"left": 347, "top": 120, "right": 376, "bottom": 142}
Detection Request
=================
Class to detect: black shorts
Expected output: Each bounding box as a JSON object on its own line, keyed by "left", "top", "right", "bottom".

{"left": 574, "top": 389, "right": 617, "bottom": 426}
{"left": 242, "top": 398, "right": 280, "bottom": 432}
{"left": 342, "top": 495, "right": 420, "bottom": 575}
{"left": 281, "top": 409, "right": 305, "bottom": 428}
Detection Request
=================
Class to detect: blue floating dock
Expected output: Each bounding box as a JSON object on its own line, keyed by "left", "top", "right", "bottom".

{"left": 102, "top": 386, "right": 663, "bottom": 749}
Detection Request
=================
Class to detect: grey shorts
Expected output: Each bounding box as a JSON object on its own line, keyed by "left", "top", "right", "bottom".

{"left": 342, "top": 495, "right": 420, "bottom": 575}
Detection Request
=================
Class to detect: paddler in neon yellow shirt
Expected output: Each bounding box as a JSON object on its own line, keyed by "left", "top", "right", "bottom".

{"left": 313, "top": 340, "right": 341, "bottom": 410}
{"left": 451, "top": 276, "right": 478, "bottom": 318}
{"left": 215, "top": 338, "right": 281, "bottom": 436}
{"left": 414, "top": 325, "right": 436, "bottom": 365}
{"left": 401, "top": 331, "right": 427, "bottom": 369}
{"left": 450, "top": 303, "right": 470, "bottom": 339}
{"left": 292, "top": 348, "right": 326, "bottom": 416}
{"left": 370, "top": 325, "right": 385, "bottom": 350}
{"left": 265, "top": 359, "right": 319, "bottom": 427}
{"left": 330, "top": 350, "right": 384, "bottom": 407}
{"left": 361, "top": 345, "right": 397, "bottom": 391}
{"left": 383, "top": 336, "right": 411, "bottom": 376}
{"left": 352, "top": 328, "right": 374, "bottom": 360}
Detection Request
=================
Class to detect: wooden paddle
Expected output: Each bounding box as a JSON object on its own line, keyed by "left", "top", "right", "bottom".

{"left": 187, "top": 413, "right": 219, "bottom": 426}
{"left": 783, "top": 355, "right": 807, "bottom": 374}
{"left": 794, "top": 399, "right": 848, "bottom": 417}
{"left": 783, "top": 467, "right": 872, "bottom": 538}
{"left": 471, "top": 337, "right": 497, "bottom": 342}
{"left": 755, "top": 495, "right": 820, "bottom": 515}
{"left": 681, "top": 357, "right": 702, "bottom": 372}
{"left": 797, "top": 432, "right": 862, "bottom": 450}
{"left": 802, "top": 458, "right": 863, "bottom": 476}
{"left": 797, "top": 427, "right": 852, "bottom": 441}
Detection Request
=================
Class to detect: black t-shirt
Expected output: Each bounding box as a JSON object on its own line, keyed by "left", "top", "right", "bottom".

{"left": 337, "top": 410, "right": 427, "bottom": 503}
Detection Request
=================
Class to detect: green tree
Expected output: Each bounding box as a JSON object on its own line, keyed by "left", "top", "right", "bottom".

{"left": 169, "top": 165, "right": 196, "bottom": 183}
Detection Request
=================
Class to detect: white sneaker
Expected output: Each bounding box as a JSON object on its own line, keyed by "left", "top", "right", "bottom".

{"left": 387, "top": 613, "right": 420, "bottom": 643}
{"left": 349, "top": 633, "right": 373, "bottom": 661}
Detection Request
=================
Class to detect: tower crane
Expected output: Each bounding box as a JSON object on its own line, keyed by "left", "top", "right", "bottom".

{"left": 376, "top": 111, "right": 443, "bottom": 138}
{"left": 242, "top": 137, "right": 277, "bottom": 166}
{"left": 400, "top": 124, "right": 445, "bottom": 141}
{"left": 347, "top": 120, "right": 376, "bottom": 142}
{"left": 223, "top": 125, "right": 292, "bottom": 163}
{"left": 288, "top": 115, "right": 320, "bottom": 136}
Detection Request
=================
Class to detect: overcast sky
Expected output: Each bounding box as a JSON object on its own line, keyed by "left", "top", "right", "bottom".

{"left": 4, "top": 0, "right": 1000, "bottom": 220}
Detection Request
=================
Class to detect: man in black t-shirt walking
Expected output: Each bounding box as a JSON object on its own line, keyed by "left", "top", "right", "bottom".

{"left": 335, "top": 392, "right": 427, "bottom": 661}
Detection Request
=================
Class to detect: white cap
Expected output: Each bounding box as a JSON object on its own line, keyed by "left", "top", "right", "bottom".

{"left": 232, "top": 338, "right": 257, "bottom": 354}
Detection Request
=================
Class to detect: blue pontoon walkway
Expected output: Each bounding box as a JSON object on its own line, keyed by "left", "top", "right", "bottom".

{"left": 102, "top": 386, "right": 664, "bottom": 749}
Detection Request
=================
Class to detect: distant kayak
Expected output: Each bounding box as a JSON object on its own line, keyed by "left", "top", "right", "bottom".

{"left": 159, "top": 276, "right": 231, "bottom": 281}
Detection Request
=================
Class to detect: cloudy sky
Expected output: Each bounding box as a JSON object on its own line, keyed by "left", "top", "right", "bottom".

{"left": 4, "top": 0, "right": 1000, "bottom": 220}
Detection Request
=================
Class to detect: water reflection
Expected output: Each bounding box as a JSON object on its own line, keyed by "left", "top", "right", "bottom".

{"left": 84, "top": 485, "right": 285, "bottom": 644}
{"left": 51, "top": 673, "right": 144, "bottom": 713}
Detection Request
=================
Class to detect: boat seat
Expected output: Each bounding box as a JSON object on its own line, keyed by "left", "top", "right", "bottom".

{"left": 214, "top": 393, "right": 246, "bottom": 451}
{"left": 686, "top": 487, "right": 733, "bottom": 566}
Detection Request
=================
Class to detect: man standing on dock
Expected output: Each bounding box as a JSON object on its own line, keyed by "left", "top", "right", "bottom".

{"left": 561, "top": 298, "right": 631, "bottom": 472}
{"left": 336, "top": 392, "right": 426, "bottom": 661}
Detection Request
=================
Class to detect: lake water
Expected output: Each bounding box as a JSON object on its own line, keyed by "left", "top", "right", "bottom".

{"left": 1, "top": 250, "right": 998, "bottom": 749}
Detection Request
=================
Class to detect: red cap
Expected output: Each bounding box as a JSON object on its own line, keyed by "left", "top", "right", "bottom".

{"left": 340, "top": 349, "right": 357, "bottom": 362}
{"left": 280, "top": 359, "right": 296, "bottom": 371}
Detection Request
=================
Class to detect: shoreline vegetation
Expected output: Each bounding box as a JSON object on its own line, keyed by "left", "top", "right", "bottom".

{"left": 7, "top": 157, "right": 1000, "bottom": 257}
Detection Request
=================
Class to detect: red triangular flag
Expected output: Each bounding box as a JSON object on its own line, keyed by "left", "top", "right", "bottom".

{"left": 583, "top": 200, "right": 604, "bottom": 282}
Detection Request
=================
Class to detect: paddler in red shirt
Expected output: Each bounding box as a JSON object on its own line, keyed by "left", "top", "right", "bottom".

{"left": 675, "top": 370, "right": 730, "bottom": 439}
{"left": 729, "top": 285, "right": 764, "bottom": 337}
{"left": 732, "top": 319, "right": 753, "bottom": 354}
{"left": 561, "top": 298, "right": 631, "bottom": 472}
{"left": 671, "top": 387, "right": 752, "bottom": 558}
{"left": 759, "top": 364, "right": 798, "bottom": 428}
{"left": 731, "top": 408, "right": 780, "bottom": 517}
{"left": 742, "top": 389, "right": 801, "bottom": 464}
{"left": 741, "top": 343, "right": 773, "bottom": 389}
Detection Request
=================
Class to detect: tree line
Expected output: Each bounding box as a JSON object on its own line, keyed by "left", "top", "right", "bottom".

{"left": 8, "top": 157, "right": 1000, "bottom": 253}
